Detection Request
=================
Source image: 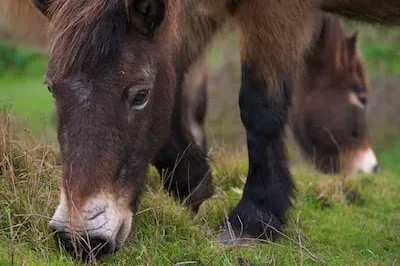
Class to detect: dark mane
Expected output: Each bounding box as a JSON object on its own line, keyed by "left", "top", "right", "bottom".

{"left": 48, "top": 0, "right": 129, "bottom": 78}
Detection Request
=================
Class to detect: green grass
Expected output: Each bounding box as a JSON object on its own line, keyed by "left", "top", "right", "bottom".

{"left": 0, "top": 24, "right": 400, "bottom": 266}
{"left": 376, "top": 141, "right": 400, "bottom": 173}
{"left": 0, "top": 113, "right": 399, "bottom": 266}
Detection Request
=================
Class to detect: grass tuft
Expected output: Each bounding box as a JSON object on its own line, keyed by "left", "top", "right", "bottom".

{"left": 0, "top": 112, "right": 399, "bottom": 265}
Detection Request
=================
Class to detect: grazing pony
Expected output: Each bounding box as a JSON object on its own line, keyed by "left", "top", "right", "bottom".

{"left": 185, "top": 14, "right": 379, "bottom": 176}
{"left": 290, "top": 14, "right": 378, "bottom": 175}
{"left": 5, "top": 0, "right": 400, "bottom": 258}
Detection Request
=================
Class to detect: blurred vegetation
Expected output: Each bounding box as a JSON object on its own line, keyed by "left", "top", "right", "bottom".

{"left": 346, "top": 21, "right": 400, "bottom": 75}
{"left": 0, "top": 42, "right": 53, "bottom": 139}
{"left": 0, "top": 42, "right": 45, "bottom": 75}
{"left": 0, "top": 20, "right": 400, "bottom": 266}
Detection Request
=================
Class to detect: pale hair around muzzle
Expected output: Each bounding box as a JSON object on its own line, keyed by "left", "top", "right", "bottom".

{"left": 49, "top": 189, "right": 133, "bottom": 257}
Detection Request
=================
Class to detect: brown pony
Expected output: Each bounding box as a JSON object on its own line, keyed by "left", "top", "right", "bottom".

{"left": 290, "top": 14, "right": 378, "bottom": 175}
{"left": 5, "top": 0, "right": 400, "bottom": 259}
{"left": 185, "top": 14, "right": 379, "bottom": 176}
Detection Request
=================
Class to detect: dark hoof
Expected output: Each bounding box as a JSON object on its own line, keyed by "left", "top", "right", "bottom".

{"left": 220, "top": 199, "right": 285, "bottom": 242}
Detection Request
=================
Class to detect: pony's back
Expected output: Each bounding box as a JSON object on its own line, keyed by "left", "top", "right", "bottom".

{"left": 0, "top": 0, "right": 48, "bottom": 49}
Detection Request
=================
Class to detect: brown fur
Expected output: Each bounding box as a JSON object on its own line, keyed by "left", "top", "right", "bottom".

{"left": 183, "top": 13, "right": 374, "bottom": 174}
{"left": 181, "top": 55, "right": 208, "bottom": 149}
{"left": 176, "top": 0, "right": 230, "bottom": 72}
{"left": 4, "top": 0, "right": 400, "bottom": 63}
{"left": 177, "top": 0, "right": 400, "bottom": 86}
{"left": 178, "top": 0, "right": 317, "bottom": 85}
{"left": 46, "top": 0, "right": 179, "bottom": 80}
{"left": 236, "top": 0, "right": 319, "bottom": 85}
{"left": 0, "top": 0, "right": 48, "bottom": 48}
{"left": 290, "top": 14, "right": 374, "bottom": 174}
{"left": 6, "top": 0, "right": 400, "bottom": 257}
{"left": 323, "top": 0, "right": 400, "bottom": 25}
{"left": 43, "top": 0, "right": 181, "bottom": 212}
{"left": 4, "top": 0, "right": 400, "bottom": 78}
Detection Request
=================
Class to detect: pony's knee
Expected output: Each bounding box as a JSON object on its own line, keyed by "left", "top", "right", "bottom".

{"left": 239, "top": 64, "right": 291, "bottom": 140}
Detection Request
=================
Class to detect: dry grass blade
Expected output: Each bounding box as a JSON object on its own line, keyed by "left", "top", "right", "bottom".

{"left": 0, "top": 111, "right": 60, "bottom": 259}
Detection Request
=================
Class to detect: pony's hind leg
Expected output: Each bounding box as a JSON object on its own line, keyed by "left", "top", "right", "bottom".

{"left": 190, "top": 77, "right": 208, "bottom": 153}
{"left": 218, "top": 0, "right": 317, "bottom": 243}
{"left": 153, "top": 56, "right": 213, "bottom": 213}
{"left": 184, "top": 55, "right": 209, "bottom": 153}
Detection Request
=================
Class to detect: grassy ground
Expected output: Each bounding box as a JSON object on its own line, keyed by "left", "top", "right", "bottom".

{"left": 0, "top": 22, "right": 400, "bottom": 265}
{"left": 0, "top": 112, "right": 399, "bottom": 266}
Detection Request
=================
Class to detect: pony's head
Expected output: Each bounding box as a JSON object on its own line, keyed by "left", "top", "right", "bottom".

{"left": 31, "top": 0, "right": 180, "bottom": 258}
{"left": 291, "top": 14, "right": 378, "bottom": 175}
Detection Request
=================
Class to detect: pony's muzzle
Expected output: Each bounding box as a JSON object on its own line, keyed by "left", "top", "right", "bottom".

{"left": 356, "top": 148, "right": 378, "bottom": 174}
{"left": 49, "top": 194, "right": 133, "bottom": 258}
{"left": 53, "top": 231, "right": 116, "bottom": 259}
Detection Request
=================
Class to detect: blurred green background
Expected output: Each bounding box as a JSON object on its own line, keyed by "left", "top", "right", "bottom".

{"left": 1, "top": 19, "right": 400, "bottom": 266}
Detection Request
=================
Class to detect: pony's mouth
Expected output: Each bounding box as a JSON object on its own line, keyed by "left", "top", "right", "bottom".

{"left": 353, "top": 148, "right": 378, "bottom": 174}
{"left": 49, "top": 193, "right": 133, "bottom": 258}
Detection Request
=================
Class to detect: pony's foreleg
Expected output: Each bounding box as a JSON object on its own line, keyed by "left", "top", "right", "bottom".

{"left": 218, "top": 0, "right": 317, "bottom": 242}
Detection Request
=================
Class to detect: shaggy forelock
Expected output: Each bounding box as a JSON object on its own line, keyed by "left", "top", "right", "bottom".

{"left": 47, "top": 0, "right": 130, "bottom": 79}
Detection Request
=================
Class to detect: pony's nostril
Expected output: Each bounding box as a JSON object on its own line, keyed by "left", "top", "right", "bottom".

{"left": 49, "top": 219, "right": 63, "bottom": 233}
{"left": 373, "top": 164, "right": 379, "bottom": 173}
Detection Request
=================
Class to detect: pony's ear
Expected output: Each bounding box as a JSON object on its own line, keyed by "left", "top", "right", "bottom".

{"left": 130, "top": 0, "right": 166, "bottom": 37}
{"left": 347, "top": 30, "right": 359, "bottom": 58}
{"left": 31, "top": 0, "right": 51, "bottom": 18}
{"left": 313, "top": 15, "right": 330, "bottom": 51}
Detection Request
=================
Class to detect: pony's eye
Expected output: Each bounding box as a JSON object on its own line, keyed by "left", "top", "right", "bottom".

{"left": 358, "top": 95, "right": 368, "bottom": 106}
{"left": 128, "top": 89, "right": 150, "bottom": 111}
{"left": 47, "top": 86, "right": 55, "bottom": 98}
